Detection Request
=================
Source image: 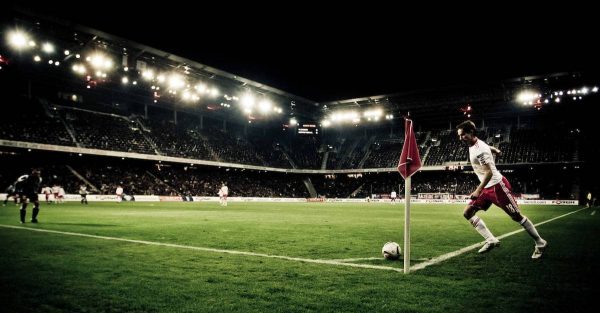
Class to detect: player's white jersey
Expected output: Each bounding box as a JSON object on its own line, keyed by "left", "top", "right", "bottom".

{"left": 116, "top": 187, "right": 123, "bottom": 195}
{"left": 219, "top": 186, "right": 228, "bottom": 196}
{"left": 468, "top": 139, "right": 503, "bottom": 188}
{"left": 58, "top": 187, "right": 65, "bottom": 196}
{"left": 43, "top": 187, "right": 52, "bottom": 194}
{"left": 391, "top": 191, "right": 397, "bottom": 198}
{"left": 52, "top": 186, "right": 60, "bottom": 194}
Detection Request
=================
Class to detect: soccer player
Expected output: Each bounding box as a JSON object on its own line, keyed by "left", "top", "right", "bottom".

{"left": 79, "top": 185, "right": 88, "bottom": 204}
{"left": 390, "top": 190, "right": 397, "bottom": 203}
{"left": 457, "top": 121, "right": 547, "bottom": 259}
{"left": 116, "top": 185, "right": 124, "bottom": 202}
{"left": 15, "top": 169, "right": 43, "bottom": 223}
{"left": 52, "top": 184, "right": 60, "bottom": 204}
{"left": 58, "top": 186, "right": 65, "bottom": 203}
{"left": 219, "top": 183, "right": 228, "bottom": 206}
{"left": 42, "top": 185, "right": 52, "bottom": 204}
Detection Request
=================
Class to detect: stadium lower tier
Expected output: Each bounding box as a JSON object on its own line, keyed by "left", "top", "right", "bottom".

{"left": 0, "top": 148, "right": 583, "bottom": 200}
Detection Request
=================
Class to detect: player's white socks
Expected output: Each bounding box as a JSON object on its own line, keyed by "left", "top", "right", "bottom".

{"left": 519, "top": 217, "right": 545, "bottom": 246}
{"left": 469, "top": 216, "right": 498, "bottom": 242}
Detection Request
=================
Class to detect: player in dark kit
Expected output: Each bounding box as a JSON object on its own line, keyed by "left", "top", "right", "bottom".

{"left": 15, "top": 169, "right": 43, "bottom": 223}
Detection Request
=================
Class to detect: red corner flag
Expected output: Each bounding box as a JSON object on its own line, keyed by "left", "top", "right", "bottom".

{"left": 397, "top": 118, "right": 422, "bottom": 179}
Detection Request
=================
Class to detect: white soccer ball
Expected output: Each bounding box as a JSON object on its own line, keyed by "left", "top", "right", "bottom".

{"left": 382, "top": 241, "right": 401, "bottom": 260}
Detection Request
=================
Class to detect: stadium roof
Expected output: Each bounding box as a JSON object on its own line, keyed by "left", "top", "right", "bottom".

{"left": 3, "top": 4, "right": 599, "bottom": 122}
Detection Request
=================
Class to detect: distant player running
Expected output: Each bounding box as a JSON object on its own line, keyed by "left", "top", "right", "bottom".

{"left": 457, "top": 121, "right": 547, "bottom": 259}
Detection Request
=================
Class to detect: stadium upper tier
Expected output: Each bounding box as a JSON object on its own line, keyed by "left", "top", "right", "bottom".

{"left": 0, "top": 96, "right": 583, "bottom": 170}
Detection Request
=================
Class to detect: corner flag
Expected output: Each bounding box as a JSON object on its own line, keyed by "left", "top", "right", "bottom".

{"left": 397, "top": 118, "right": 421, "bottom": 274}
{"left": 397, "top": 118, "right": 422, "bottom": 179}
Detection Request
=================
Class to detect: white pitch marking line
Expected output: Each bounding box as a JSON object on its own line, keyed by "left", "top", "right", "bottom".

{"left": 327, "top": 257, "right": 382, "bottom": 262}
{"left": 0, "top": 224, "right": 403, "bottom": 273}
{"left": 0, "top": 207, "right": 585, "bottom": 274}
{"left": 410, "top": 207, "right": 589, "bottom": 272}
{"left": 591, "top": 210, "right": 596, "bottom": 216}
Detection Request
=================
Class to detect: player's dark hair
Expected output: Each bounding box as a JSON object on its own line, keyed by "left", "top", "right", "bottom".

{"left": 456, "top": 120, "right": 476, "bottom": 134}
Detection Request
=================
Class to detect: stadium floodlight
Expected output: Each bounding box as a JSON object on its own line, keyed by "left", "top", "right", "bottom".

{"left": 75, "top": 54, "right": 81, "bottom": 59}
{"left": 33, "top": 55, "right": 41, "bottom": 62}
{"left": 142, "top": 70, "right": 155, "bottom": 80}
{"left": 241, "top": 94, "right": 255, "bottom": 109}
{"left": 210, "top": 88, "right": 219, "bottom": 97}
{"left": 363, "top": 108, "right": 383, "bottom": 118}
{"left": 54, "top": 61, "right": 60, "bottom": 66}
{"left": 581, "top": 87, "right": 589, "bottom": 94}
{"left": 121, "top": 76, "right": 129, "bottom": 84}
{"left": 194, "top": 83, "right": 207, "bottom": 93}
{"left": 168, "top": 73, "right": 185, "bottom": 90}
{"left": 290, "top": 118, "right": 298, "bottom": 126}
{"left": 555, "top": 97, "right": 561, "bottom": 103}
{"left": 42, "top": 42, "right": 55, "bottom": 54}
{"left": 7, "top": 30, "right": 31, "bottom": 49}
{"left": 258, "top": 99, "right": 272, "bottom": 113}
{"left": 64, "top": 50, "right": 70, "bottom": 55}
{"left": 322, "top": 119, "right": 331, "bottom": 127}
{"left": 48, "top": 60, "right": 54, "bottom": 64}
{"left": 592, "top": 86, "right": 598, "bottom": 93}
{"left": 88, "top": 53, "right": 113, "bottom": 70}
{"left": 516, "top": 90, "right": 540, "bottom": 104}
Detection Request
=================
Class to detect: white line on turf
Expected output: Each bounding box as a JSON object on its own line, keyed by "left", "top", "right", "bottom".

{"left": 0, "top": 207, "right": 587, "bottom": 274}
{"left": 0, "top": 224, "right": 404, "bottom": 273}
{"left": 591, "top": 210, "right": 596, "bottom": 216}
{"left": 410, "top": 207, "right": 589, "bottom": 272}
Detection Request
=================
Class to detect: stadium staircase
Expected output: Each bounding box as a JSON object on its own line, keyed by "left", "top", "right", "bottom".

{"left": 196, "top": 133, "right": 220, "bottom": 162}
{"left": 336, "top": 136, "right": 361, "bottom": 169}
{"left": 133, "top": 117, "right": 162, "bottom": 155}
{"left": 279, "top": 145, "right": 298, "bottom": 169}
{"left": 41, "top": 99, "right": 80, "bottom": 147}
{"left": 302, "top": 177, "right": 318, "bottom": 198}
{"left": 357, "top": 135, "right": 377, "bottom": 168}
{"left": 65, "top": 165, "right": 99, "bottom": 192}
{"left": 321, "top": 151, "right": 329, "bottom": 170}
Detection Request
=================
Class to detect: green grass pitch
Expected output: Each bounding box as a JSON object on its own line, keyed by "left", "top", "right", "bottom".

{"left": 1, "top": 202, "right": 598, "bottom": 312}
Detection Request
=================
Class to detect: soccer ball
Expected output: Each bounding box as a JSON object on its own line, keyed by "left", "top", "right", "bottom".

{"left": 382, "top": 241, "right": 401, "bottom": 260}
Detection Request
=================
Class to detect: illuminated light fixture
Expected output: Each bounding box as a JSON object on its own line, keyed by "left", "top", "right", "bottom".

{"left": 41, "top": 42, "right": 54, "bottom": 53}
{"left": 167, "top": 74, "right": 185, "bottom": 90}
{"left": 7, "top": 30, "right": 31, "bottom": 49}
{"left": 258, "top": 99, "right": 272, "bottom": 113}
{"left": 142, "top": 70, "right": 155, "bottom": 80}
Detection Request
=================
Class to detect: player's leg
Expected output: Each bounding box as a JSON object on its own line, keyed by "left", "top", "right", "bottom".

{"left": 19, "top": 195, "right": 28, "bottom": 223}
{"left": 464, "top": 192, "right": 499, "bottom": 253}
{"left": 31, "top": 196, "right": 40, "bottom": 223}
{"left": 495, "top": 178, "right": 546, "bottom": 258}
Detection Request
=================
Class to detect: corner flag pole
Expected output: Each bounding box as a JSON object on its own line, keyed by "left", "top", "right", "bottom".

{"left": 397, "top": 117, "right": 422, "bottom": 274}
{"left": 404, "top": 175, "right": 411, "bottom": 274}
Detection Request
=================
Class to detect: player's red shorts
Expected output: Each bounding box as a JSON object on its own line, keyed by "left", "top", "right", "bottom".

{"left": 469, "top": 176, "right": 521, "bottom": 217}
